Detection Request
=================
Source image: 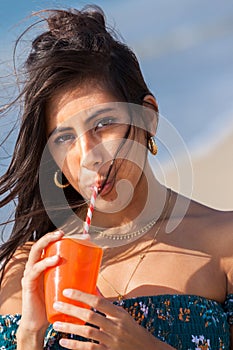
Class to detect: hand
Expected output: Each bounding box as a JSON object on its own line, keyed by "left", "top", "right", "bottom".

{"left": 53, "top": 289, "right": 175, "bottom": 349}
{"left": 18, "top": 230, "right": 64, "bottom": 335}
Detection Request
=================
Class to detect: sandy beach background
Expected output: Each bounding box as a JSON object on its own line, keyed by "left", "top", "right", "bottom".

{"left": 162, "top": 122, "right": 233, "bottom": 210}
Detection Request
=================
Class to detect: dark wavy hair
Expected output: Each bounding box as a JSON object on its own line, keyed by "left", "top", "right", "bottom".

{"left": 0, "top": 5, "right": 157, "bottom": 285}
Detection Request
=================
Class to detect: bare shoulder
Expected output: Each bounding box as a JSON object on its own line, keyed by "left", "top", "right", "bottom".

{"left": 0, "top": 241, "right": 34, "bottom": 314}
{"left": 186, "top": 198, "right": 233, "bottom": 255}
{"left": 201, "top": 204, "right": 232, "bottom": 243}
{"left": 208, "top": 208, "right": 233, "bottom": 237}
{"left": 170, "top": 192, "right": 233, "bottom": 252}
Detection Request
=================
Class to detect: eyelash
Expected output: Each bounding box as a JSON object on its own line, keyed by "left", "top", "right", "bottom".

{"left": 94, "top": 117, "right": 115, "bottom": 131}
{"left": 53, "top": 117, "right": 116, "bottom": 144}
{"left": 54, "top": 134, "right": 76, "bottom": 144}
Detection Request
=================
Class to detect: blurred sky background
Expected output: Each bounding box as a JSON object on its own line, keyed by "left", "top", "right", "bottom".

{"left": 0, "top": 0, "right": 233, "bottom": 239}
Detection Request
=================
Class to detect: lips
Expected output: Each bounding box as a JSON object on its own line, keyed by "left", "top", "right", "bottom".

{"left": 89, "top": 178, "right": 114, "bottom": 196}
{"left": 98, "top": 180, "right": 114, "bottom": 196}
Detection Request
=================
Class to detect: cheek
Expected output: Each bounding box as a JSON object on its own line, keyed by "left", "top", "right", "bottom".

{"left": 62, "top": 149, "right": 81, "bottom": 178}
{"left": 49, "top": 145, "right": 81, "bottom": 186}
{"left": 117, "top": 136, "right": 147, "bottom": 166}
{"left": 122, "top": 159, "right": 142, "bottom": 179}
{"left": 48, "top": 143, "right": 69, "bottom": 170}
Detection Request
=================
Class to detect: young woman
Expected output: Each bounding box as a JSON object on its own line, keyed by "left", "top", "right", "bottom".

{"left": 0, "top": 6, "right": 232, "bottom": 350}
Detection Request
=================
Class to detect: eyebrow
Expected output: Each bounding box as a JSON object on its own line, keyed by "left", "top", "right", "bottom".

{"left": 48, "top": 107, "right": 115, "bottom": 138}
{"left": 48, "top": 126, "right": 73, "bottom": 139}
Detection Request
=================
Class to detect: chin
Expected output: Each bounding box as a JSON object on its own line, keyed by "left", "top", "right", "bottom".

{"left": 95, "top": 192, "right": 133, "bottom": 215}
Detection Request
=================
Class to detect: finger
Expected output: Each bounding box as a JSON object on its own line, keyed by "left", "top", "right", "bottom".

{"left": 53, "top": 301, "right": 114, "bottom": 331}
{"left": 23, "top": 255, "right": 60, "bottom": 283}
{"left": 63, "top": 289, "right": 124, "bottom": 318}
{"left": 26, "top": 230, "right": 64, "bottom": 267}
{"left": 59, "top": 337, "right": 106, "bottom": 350}
{"left": 53, "top": 321, "right": 111, "bottom": 345}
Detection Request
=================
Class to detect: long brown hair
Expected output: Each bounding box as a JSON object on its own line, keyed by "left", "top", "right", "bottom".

{"left": 0, "top": 5, "right": 156, "bottom": 285}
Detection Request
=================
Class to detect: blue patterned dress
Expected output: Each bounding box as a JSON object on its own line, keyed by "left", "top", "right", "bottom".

{"left": 0, "top": 294, "right": 232, "bottom": 349}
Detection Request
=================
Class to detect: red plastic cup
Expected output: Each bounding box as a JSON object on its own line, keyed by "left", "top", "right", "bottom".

{"left": 43, "top": 237, "right": 103, "bottom": 324}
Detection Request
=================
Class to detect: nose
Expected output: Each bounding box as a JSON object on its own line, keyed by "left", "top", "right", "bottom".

{"left": 78, "top": 132, "right": 103, "bottom": 171}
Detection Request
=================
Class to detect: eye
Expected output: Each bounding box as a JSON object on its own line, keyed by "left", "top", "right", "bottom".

{"left": 94, "top": 117, "right": 115, "bottom": 131}
{"left": 54, "top": 133, "right": 76, "bottom": 145}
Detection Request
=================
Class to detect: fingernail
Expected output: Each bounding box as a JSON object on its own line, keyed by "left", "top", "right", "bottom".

{"left": 48, "top": 255, "right": 59, "bottom": 262}
{"left": 53, "top": 230, "right": 63, "bottom": 235}
{"left": 53, "top": 301, "right": 63, "bottom": 310}
{"left": 53, "top": 321, "right": 63, "bottom": 330}
{"left": 63, "top": 289, "right": 72, "bottom": 297}
{"left": 60, "top": 339, "right": 69, "bottom": 347}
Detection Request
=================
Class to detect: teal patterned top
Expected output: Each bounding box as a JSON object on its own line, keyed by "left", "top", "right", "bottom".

{"left": 0, "top": 294, "right": 232, "bottom": 349}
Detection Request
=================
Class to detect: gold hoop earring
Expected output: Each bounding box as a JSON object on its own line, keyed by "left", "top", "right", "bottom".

{"left": 54, "top": 169, "right": 70, "bottom": 189}
{"left": 148, "top": 137, "right": 158, "bottom": 155}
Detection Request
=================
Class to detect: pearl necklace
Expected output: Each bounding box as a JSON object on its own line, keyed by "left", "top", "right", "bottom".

{"left": 93, "top": 216, "right": 159, "bottom": 240}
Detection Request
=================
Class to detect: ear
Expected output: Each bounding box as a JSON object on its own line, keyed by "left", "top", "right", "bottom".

{"left": 142, "top": 94, "right": 159, "bottom": 136}
{"left": 142, "top": 94, "right": 159, "bottom": 112}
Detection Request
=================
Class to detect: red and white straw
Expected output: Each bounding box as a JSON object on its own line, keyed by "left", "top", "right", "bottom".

{"left": 83, "top": 186, "right": 98, "bottom": 234}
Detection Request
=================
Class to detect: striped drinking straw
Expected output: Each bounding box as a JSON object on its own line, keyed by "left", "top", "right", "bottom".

{"left": 83, "top": 186, "right": 98, "bottom": 234}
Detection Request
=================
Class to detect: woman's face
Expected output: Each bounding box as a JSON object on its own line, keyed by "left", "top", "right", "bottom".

{"left": 46, "top": 83, "right": 148, "bottom": 213}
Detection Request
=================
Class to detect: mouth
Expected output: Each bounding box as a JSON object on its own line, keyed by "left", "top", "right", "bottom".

{"left": 98, "top": 180, "right": 115, "bottom": 196}
{"left": 90, "top": 178, "right": 114, "bottom": 197}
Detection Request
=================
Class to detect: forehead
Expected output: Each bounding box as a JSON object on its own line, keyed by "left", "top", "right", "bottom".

{"left": 45, "top": 84, "right": 119, "bottom": 132}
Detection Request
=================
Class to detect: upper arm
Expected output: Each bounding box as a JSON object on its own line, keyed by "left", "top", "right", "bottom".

{"left": 0, "top": 242, "right": 33, "bottom": 314}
